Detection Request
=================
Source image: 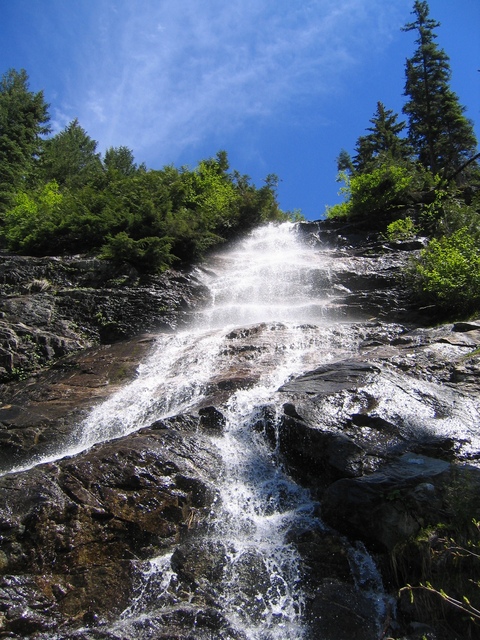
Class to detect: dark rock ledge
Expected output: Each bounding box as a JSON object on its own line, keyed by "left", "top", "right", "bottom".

{"left": 0, "top": 253, "right": 209, "bottom": 383}
{"left": 0, "top": 415, "right": 222, "bottom": 638}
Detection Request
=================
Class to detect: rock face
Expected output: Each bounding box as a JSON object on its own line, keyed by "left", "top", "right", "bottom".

{"left": 0, "top": 222, "right": 479, "bottom": 639}
{"left": 0, "top": 415, "right": 221, "bottom": 637}
{"left": 276, "top": 320, "right": 480, "bottom": 542}
{"left": 0, "top": 253, "right": 209, "bottom": 382}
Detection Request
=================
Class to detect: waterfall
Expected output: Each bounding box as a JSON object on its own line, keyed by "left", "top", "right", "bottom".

{"left": 4, "top": 223, "right": 390, "bottom": 638}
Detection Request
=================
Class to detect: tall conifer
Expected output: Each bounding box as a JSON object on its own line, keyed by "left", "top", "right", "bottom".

{"left": 0, "top": 69, "right": 50, "bottom": 210}
{"left": 352, "top": 101, "right": 411, "bottom": 173}
{"left": 402, "top": 1, "right": 477, "bottom": 176}
{"left": 40, "top": 119, "right": 102, "bottom": 189}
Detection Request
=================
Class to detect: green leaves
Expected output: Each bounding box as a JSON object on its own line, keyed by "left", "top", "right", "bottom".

{"left": 326, "top": 163, "right": 414, "bottom": 221}
{"left": 402, "top": 1, "right": 477, "bottom": 175}
{"left": 100, "top": 232, "right": 176, "bottom": 273}
{"left": 383, "top": 216, "right": 418, "bottom": 242}
{"left": 415, "top": 227, "right": 480, "bottom": 314}
{"left": 1, "top": 181, "right": 62, "bottom": 251}
{"left": 0, "top": 69, "right": 50, "bottom": 209}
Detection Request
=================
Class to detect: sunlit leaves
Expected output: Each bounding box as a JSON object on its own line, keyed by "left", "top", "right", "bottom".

{"left": 415, "top": 227, "right": 480, "bottom": 313}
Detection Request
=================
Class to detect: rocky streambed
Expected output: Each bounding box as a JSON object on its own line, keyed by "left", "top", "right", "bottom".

{"left": 0, "top": 221, "right": 479, "bottom": 639}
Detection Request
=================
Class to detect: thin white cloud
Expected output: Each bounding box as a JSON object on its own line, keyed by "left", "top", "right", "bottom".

{"left": 58, "top": 0, "right": 409, "bottom": 163}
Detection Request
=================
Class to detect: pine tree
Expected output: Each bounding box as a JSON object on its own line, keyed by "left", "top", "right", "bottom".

{"left": 0, "top": 69, "right": 50, "bottom": 210}
{"left": 104, "top": 146, "right": 143, "bottom": 177}
{"left": 402, "top": 1, "right": 477, "bottom": 177}
{"left": 40, "top": 118, "right": 102, "bottom": 189}
{"left": 336, "top": 149, "right": 354, "bottom": 174}
{"left": 352, "top": 101, "right": 411, "bottom": 173}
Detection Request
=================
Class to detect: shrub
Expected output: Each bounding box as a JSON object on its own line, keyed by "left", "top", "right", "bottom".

{"left": 383, "top": 216, "right": 418, "bottom": 241}
{"left": 101, "top": 232, "right": 176, "bottom": 273}
{"left": 413, "top": 227, "right": 480, "bottom": 315}
{"left": 1, "top": 181, "right": 63, "bottom": 251}
{"left": 326, "top": 164, "right": 414, "bottom": 221}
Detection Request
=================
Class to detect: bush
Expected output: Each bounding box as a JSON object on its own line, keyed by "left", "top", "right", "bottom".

{"left": 413, "top": 227, "right": 480, "bottom": 315}
{"left": 100, "top": 232, "right": 176, "bottom": 273}
{"left": 1, "top": 181, "right": 63, "bottom": 252}
{"left": 383, "top": 216, "right": 418, "bottom": 241}
{"left": 326, "top": 164, "right": 415, "bottom": 221}
{"left": 420, "top": 190, "right": 480, "bottom": 239}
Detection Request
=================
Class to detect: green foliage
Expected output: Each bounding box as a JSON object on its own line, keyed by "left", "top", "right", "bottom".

{"left": 383, "top": 216, "right": 418, "bottom": 242}
{"left": 100, "top": 232, "right": 176, "bottom": 273}
{"left": 0, "top": 68, "right": 50, "bottom": 210}
{"left": 419, "top": 187, "right": 480, "bottom": 238}
{"left": 39, "top": 118, "right": 102, "bottom": 189}
{"left": 104, "top": 146, "right": 143, "bottom": 177}
{"left": 2, "top": 181, "right": 63, "bottom": 251}
{"left": 414, "top": 227, "right": 480, "bottom": 315}
{"left": 336, "top": 149, "right": 354, "bottom": 173}
{"left": 326, "top": 164, "right": 414, "bottom": 220}
{"left": 352, "top": 102, "right": 411, "bottom": 174}
{"left": 402, "top": 1, "right": 477, "bottom": 176}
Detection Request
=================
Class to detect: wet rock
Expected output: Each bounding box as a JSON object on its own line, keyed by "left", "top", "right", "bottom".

{"left": 277, "top": 320, "right": 480, "bottom": 493}
{"left": 198, "top": 406, "right": 226, "bottom": 433}
{"left": 0, "top": 335, "right": 158, "bottom": 472}
{"left": 171, "top": 540, "right": 228, "bottom": 593}
{"left": 208, "top": 369, "right": 259, "bottom": 392}
{"left": 279, "top": 360, "right": 380, "bottom": 395}
{"left": 279, "top": 406, "right": 367, "bottom": 488}
{"left": 307, "top": 581, "right": 385, "bottom": 640}
{"left": 0, "top": 415, "right": 221, "bottom": 633}
{"left": 0, "top": 253, "right": 208, "bottom": 382}
{"left": 321, "top": 454, "right": 457, "bottom": 551}
{"left": 452, "top": 319, "right": 480, "bottom": 332}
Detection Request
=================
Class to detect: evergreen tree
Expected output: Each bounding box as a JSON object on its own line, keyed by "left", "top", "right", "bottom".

{"left": 104, "top": 145, "right": 143, "bottom": 177}
{"left": 336, "top": 149, "right": 354, "bottom": 174}
{"left": 0, "top": 69, "right": 50, "bottom": 210}
{"left": 40, "top": 118, "right": 102, "bottom": 189}
{"left": 402, "top": 1, "right": 477, "bottom": 177}
{"left": 352, "top": 102, "right": 411, "bottom": 173}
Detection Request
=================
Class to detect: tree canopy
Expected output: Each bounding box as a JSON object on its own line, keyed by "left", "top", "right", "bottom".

{"left": 353, "top": 102, "right": 411, "bottom": 172}
{"left": 39, "top": 118, "right": 103, "bottom": 189}
{"left": 402, "top": 0, "right": 477, "bottom": 177}
{"left": 0, "top": 68, "right": 50, "bottom": 210}
{"left": 0, "top": 77, "right": 294, "bottom": 273}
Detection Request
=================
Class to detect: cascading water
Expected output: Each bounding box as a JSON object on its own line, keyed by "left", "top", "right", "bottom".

{"left": 4, "top": 223, "right": 390, "bottom": 638}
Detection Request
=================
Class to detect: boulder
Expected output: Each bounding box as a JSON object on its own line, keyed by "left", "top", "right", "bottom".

{"left": 321, "top": 453, "right": 453, "bottom": 551}
{"left": 0, "top": 415, "right": 221, "bottom": 635}
{"left": 198, "top": 405, "right": 226, "bottom": 433}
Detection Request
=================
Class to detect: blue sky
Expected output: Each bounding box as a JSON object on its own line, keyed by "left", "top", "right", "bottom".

{"left": 2, "top": 1, "right": 479, "bottom": 220}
